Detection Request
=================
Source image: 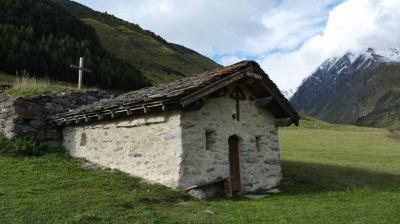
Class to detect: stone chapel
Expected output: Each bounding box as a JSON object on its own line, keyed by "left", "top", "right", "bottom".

{"left": 52, "top": 61, "right": 299, "bottom": 197}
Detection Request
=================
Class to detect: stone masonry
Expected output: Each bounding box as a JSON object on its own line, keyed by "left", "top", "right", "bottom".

{"left": 0, "top": 86, "right": 108, "bottom": 141}
{"left": 63, "top": 112, "right": 183, "bottom": 188}
{"left": 0, "top": 85, "right": 17, "bottom": 139}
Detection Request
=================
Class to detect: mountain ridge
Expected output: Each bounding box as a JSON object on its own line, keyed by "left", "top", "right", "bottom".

{"left": 291, "top": 47, "right": 400, "bottom": 129}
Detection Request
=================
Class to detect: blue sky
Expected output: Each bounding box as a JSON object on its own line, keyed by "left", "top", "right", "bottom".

{"left": 75, "top": 0, "right": 400, "bottom": 91}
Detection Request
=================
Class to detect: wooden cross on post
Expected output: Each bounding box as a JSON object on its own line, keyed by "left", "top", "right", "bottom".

{"left": 229, "top": 86, "right": 246, "bottom": 121}
{"left": 70, "top": 57, "right": 92, "bottom": 89}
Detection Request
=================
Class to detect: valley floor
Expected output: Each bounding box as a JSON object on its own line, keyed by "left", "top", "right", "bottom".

{"left": 1, "top": 119, "right": 400, "bottom": 223}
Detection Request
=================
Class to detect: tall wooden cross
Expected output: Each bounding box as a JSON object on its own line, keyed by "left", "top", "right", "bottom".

{"left": 70, "top": 57, "right": 92, "bottom": 89}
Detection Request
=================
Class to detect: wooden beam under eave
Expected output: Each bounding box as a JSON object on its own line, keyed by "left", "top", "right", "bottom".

{"left": 255, "top": 97, "right": 273, "bottom": 106}
{"left": 182, "top": 99, "right": 204, "bottom": 111}
{"left": 275, "top": 118, "right": 293, "bottom": 127}
{"left": 245, "top": 77, "right": 256, "bottom": 85}
{"left": 97, "top": 114, "right": 104, "bottom": 121}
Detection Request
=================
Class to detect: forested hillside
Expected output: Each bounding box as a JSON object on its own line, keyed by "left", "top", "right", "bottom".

{"left": 0, "top": 0, "right": 220, "bottom": 91}
{"left": 52, "top": 0, "right": 221, "bottom": 84}
{"left": 0, "top": 0, "right": 151, "bottom": 90}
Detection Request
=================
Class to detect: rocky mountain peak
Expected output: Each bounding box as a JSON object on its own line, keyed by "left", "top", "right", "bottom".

{"left": 306, "top": 47, "right": 400, "bottom": 84}
{"left": 290, "top": 47, "right": 400, "bottom": 129}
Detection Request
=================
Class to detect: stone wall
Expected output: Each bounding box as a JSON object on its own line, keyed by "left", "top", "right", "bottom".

{"left": 0, "top": 88, "right": 107, "bottom": 141}
{"left": 62, "top": 112, "right": 184, "bottom": 188}
{"left": 180, "top": 84, "right": 281, "bottom": 192}
{"left": 0, "top": 85, "right": 18, "bottom": 138}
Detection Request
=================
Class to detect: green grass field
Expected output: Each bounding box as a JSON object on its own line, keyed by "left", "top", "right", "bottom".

{"left": 1, "top": 118, "right": 399, "bottom": 223}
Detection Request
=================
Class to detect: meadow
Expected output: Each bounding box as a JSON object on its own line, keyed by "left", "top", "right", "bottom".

{"left": 0, "top": 71, "right": 79, "bottom": 96}
{"left": 0, "top": 118, "right": 399, "bottom": 223}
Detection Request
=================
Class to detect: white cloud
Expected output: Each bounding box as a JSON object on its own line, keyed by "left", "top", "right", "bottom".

{"left": 218, "top": 55, "right": 248, "bottom": 66}
{"left": 261, "top": 0, "right": 400, "bottom": 91}
{"left": 248, "top": 0, "right": 331, "bottom": 54}
{"left": 75, "top": 0, "right": 400, "bottom": 91}
{"left": 75, "top": 0, "right": 334, "bottom": 55}
{"left": 77, "top": 0, "right": 273, "bottom": 55}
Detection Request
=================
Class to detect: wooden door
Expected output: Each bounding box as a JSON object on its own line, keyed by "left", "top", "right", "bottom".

{"left": 228, "top": 136, "right": 241, "bottom": 191}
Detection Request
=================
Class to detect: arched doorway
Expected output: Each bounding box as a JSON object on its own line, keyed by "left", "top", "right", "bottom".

{"left": 228, "top": 135, "right": 241, "bottom": 191}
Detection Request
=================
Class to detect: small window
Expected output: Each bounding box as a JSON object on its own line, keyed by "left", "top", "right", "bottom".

{"left": 205, "top": 128, "right": 216, "bottom": 151}
{"left": 80, "top": 132, "right": 87, "bottom": 146}
{"left": 255, "top": 135, "right": 265, "bottom": 152}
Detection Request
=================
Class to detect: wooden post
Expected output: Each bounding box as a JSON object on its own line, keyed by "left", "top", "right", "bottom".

{"left": 70, "top": 57, "right": 92, "bottom": 90}
{"left": 229, "top": 87, "right": 246, "bottom": 121}
{"left": 224, "top": 179, "right": 233, "bottom": 198}
{"left": 78, "top": 57, "right": 83, "bottom": 89}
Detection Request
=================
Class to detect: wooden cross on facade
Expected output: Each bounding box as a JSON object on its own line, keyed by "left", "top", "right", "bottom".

{"left": 70, "top": 57, "right": 92, "bottom": 89}
{"left": 229, "top": 86, "right": 246, "bottom": 121}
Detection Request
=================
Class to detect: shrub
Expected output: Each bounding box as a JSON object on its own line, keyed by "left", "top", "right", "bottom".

{"left": 0, "top": 135, "right": 63, "bottom": 156}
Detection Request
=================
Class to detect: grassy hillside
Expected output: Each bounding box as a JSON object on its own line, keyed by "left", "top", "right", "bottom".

{"left": 1, "top": 118, "right": 400, "bottom": 223}
{"left": 355, "top": 88, "right": 400, "bottom": 130}
{"left": 53, "top": 0, "right": 221, "bottom": 84}
{"left": 319, "top": 63, "right": 400, "bottom": 127}
{"left": 0, "top": 71, "right": 79, "bottom": 96}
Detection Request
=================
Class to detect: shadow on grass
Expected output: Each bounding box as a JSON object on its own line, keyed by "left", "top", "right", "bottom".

{"left": 192, "top": 160, "right": 400, "bottom": 202}
{"left": 281, "top": 160, "right": 400, "bottom": 194}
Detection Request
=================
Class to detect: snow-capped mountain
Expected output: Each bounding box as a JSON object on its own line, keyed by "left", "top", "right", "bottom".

{"left": 307, "top": 48, "right": 400, "bottom": 85}
{"left": 281, "top": 89, "right": 295, "bottom": 99}
{"left": 290, "top": 48, "right": 400, "bottom": 129}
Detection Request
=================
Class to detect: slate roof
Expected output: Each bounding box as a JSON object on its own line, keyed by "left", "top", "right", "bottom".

{"left": 51, "top": 61, "right": 299, "bottom": 126}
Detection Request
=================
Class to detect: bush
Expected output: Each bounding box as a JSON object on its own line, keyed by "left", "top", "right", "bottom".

{"left": 0, "top": 135, "right": 63, "bottom": 156}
